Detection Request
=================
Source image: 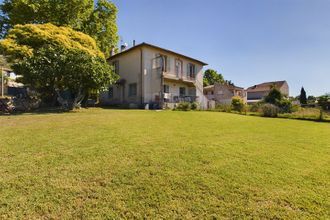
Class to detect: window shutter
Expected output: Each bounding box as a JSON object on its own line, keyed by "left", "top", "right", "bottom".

{"left": 166, "top": 57, "right": 171, "bottom": 72}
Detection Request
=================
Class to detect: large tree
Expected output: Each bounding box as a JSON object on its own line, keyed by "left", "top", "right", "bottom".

{"left": 0, "top": 23, "right": 118, "bottom": 109}
{"left": 300, "top": 87, "right": 307, "bottom": 105}
{"left": 0, "top": 0, "right": 118, "bottom": 57}
{"left": 203, "top": 69, "right": 224, "bottom": 86}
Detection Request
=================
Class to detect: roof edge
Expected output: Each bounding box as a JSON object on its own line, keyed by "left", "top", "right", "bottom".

{"left": 108, "top": 42, "right": 208, "bottom": 66}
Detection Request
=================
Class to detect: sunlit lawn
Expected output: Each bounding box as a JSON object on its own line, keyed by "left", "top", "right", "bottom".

{"left": 0, "top": 109, "right": 329, "bottom": 219}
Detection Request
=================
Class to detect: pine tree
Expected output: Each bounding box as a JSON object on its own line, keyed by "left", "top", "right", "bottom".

{"left": 300, "top": 87, "right": 307, "bottom": 104}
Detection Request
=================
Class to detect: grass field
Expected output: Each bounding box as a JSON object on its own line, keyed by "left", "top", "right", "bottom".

{"left": 0, "top": 109, "right": 329, "bottom": 219}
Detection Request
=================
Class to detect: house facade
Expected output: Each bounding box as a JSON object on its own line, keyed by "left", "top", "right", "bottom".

{"left": 1, "top": 68, "right": 24, "bottom": 97}
{"left": 100, "top": 43, "right": 208, "bottom": 109}
{"left": 246, "top": 81, "right": 289, "bottom": 103}
{"left": 204, "top": 83, "right": 246, "bottom": 104}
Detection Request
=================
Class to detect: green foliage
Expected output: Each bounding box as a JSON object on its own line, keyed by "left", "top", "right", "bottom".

{"left": 0, "top": 24, "right": 118, "bottom": 109}
{"left": 249, "top": 102, "right": 262, "bottom": 113}
{"left": 300, "top": 87, "right": 307, "bottom": 104}
{"left": 263, "top": 88, "right": 293, "bottom": 113}
{"left": 318, "top": 94, "right": 330, "bottom": 110}
{"left": 203, "top": 69, "right": 224, "bottom": 86}
{"left": 175, "top": 102, "right": 191, "bottom": 111}
{"left": 261, "top": 104, "right": 279, "bottom": 117}
{"left": 278, "top": 99, "right": 293, "bottom": 113}
{"left": 307, "top": 95, "right": 316, "bottom": 103}
{"left": 0, "top": 23, "right": 103, "bottom": 61}
{"left": 190, "top": 102, "right": 198, "bottom": 110}
{"left": 0, "top": 0, "right": 118, "bottom": 57}
{"left": 215, "top": 103, "right": 232, "bottom": 113}
{"left": 264, "top": 88, "right": 283, "bottom": 105}
{"left": 231, "top": 96, "right": 245, "bottom": 112}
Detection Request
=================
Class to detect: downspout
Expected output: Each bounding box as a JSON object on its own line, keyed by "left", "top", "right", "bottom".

{"left": 140, "top": 48, "right": 144, "bottom": 107}
{"left": 160, "top": 57, "right": 164, "bottom": 109}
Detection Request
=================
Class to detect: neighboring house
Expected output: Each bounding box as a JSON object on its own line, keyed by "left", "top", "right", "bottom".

{"left": 100, "top": 42, "right": 208, "bottom": 109}
{"left": 246, "top": 80, "right": 289, "bottom": 103}
{"left": 1, "top": 68, "right": 24, "bottom": 97}
{"left": 204, "top": 83, "right": 246, "bottom": 104}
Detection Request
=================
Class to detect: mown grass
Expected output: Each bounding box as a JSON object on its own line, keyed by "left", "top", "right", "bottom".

{"left": 0, "top": 109, "right": 329, "bottom": 219}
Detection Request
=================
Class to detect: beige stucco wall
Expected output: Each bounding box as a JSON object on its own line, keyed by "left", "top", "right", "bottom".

{"left": 101, "top": 45, "right": 206, "bottom": 108}
{"left": 100, "top": 48, "right": 142, "bottom": 105}
{"left": 141, "top": 46, "right": 204, "bottom": 105}
{"left": 280, "top": 82, "right": 289, "bottom": 96}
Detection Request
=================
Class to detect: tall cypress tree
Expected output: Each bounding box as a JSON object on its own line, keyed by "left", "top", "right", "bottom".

{"left": 300, "top": 87, "right": 307, "bottom": 104}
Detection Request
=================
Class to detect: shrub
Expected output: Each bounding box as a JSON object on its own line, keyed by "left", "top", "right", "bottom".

{"left": 215, "top": 104, "right": 232, "bottom": 113}
{"left": 190, "top": 102, "right": 199, "bottom": 110}
{"left": 231, "top": 96, "right": 245, "bottom": 112}
{"left": 264, "top": 88, "right": 283, "bottom": 105}
{"left": 175, "top": 102, "right": 191, "bottom": 111}
{"left": 318, "top": 95, "right": 330, "bottom": 110}
{"left": 249, "top": 102, "right": 262, "bottom": 112}
{"left": 261, "top": 104, "right": 279, "bottom": 117}
{"left": 278, "top": 99, "right": 293, "bottom": 113}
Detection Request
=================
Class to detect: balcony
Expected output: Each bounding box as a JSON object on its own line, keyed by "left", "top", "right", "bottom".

{"left": 163, "top": 71, "right": 196, "bottom": 84}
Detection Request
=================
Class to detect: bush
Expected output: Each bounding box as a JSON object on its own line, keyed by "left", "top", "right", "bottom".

{"left": 231, "top": 96, "right": 245, "bottom": 112}
{"left": 190, "top": 102, "right": 199, "bottom": 110}
{"left": 175, "top": 102, "right": 191, "bottom": 111}
{"left": 215, "top": 104, "right": 232, "bottom": 113}
{"left": 261, "top": 104, "right": 279, "bottom": 117}
{"left": 278, "top": 99, "right": 293, "bottom": 113}
{"left": 249, "top": 102, "right": 262, "bottom": 112}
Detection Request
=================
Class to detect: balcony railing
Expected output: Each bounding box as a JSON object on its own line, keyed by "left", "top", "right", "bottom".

{"left": 163, "top": 71, "right": 196, "bottom": 82}
{"left": 164, "top": 94, "right": 198, "bottom": 103}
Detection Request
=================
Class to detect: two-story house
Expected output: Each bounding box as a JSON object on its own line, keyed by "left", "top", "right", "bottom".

{"left": 100, "top": 42, "right": 208, "bottom": 109}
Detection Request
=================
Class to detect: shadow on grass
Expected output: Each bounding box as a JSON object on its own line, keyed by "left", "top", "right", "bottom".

{"left": 0, "top": 105, "right": 149, "bottom": 116}
{"left": 0, "top": 107, "right": 73, "bottom": 116}
{"left": 246, "top": 112, "right": 330, "bottom": 123}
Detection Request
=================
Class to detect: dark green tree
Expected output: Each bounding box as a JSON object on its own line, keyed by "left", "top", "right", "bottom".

{"left": 203, "top": 69, "right": 224, "bottom": 86}
{"left": 307, "top": 95, "right": 316, "bottom": 103}
{"left": 264, "top": 88, "right": 283, "bottom": 105}
{"left": 0, "top": 0, "right": 118, "bottom": 57}
{"left": 318, "top": 94, "right": 330, "bottom": 110}
{"left": 300, "top": 87, "right": 307, "bottom": 105}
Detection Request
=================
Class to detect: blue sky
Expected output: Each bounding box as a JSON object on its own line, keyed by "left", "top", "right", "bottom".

{"left": 112, "top": 0, "right": 330, "bottom": 96}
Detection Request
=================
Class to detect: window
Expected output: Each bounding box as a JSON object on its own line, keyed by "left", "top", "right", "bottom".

{"left": 179, "top": 87, "right": 186, "bottom": 96}
{"left": 154, "top": 54, "right": 167, "bottom": 72}
{"left": 128, "top": 83, "right": 137, "bottom": 96}
{"left": 164, "top": 85, "right": 169, "bottom": 93}
{"left": 187, "top": 63, "right": 196, "bottom": 78}
{"left": 112, "top": 60, "right": 119, "bottom": 74}
{"left": 108, "top": 87, "right": 113, "bottom": 98}
{"left": 175, "top": 59, "right": 182, "bottom": 76}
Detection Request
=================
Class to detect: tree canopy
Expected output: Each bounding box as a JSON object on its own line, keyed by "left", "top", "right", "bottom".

{"left": 203, "top": 69, "right": 224, "bottom": 86}
{"left": 0, "top": 0, "right": 118, "bottom": 57}
{"left": 0, "top": 23, "right": 103, "bottom": 60}
{"left": 300, "top": 87, "right": 307, "bottom": 104}
{"left": 264, "top": 88, "right": 283, "bottom": 105}
{"left": 0, "top": 23, "right": 118, "bottom": 109}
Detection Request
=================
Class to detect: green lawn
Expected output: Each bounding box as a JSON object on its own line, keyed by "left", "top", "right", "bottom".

{"left": 0, "top": 109, "right": 329, "bottom": 219}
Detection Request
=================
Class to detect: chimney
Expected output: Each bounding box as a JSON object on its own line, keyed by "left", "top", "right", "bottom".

{"left": 133, "top": 40, "right": 136, "bottom": 46}
{"left": 120, "top": 43, "right": 128, "bottom": 52}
